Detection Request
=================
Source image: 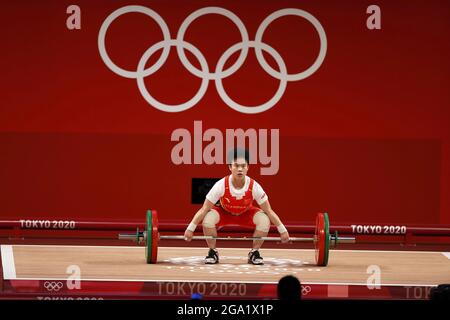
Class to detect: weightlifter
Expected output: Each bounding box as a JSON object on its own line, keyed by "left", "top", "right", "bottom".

{"left": 184, "top": 148, "right": 290, "bottom": 265}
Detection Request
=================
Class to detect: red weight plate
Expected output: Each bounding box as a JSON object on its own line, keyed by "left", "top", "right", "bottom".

{"left": 315, "top": 212, "right": 326, "bottom": 266}
{"left": 151, "top": 210, "right": 159, "bottom": 263}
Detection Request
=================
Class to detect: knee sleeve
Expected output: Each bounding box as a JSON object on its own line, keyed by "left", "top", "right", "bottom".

{"left": 202, "top": 210, "right": 220, "bottom": 228}
{"left": 253, "top": 211, "right": 271, "bottom": 232}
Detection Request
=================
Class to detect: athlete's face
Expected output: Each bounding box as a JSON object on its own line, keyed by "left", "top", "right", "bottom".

{"left": 229, "top": 157, "right": 248, "bottom": 179}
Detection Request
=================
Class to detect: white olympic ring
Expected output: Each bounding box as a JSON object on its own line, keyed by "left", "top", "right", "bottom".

{"left": 301, "top": 285, "right": 312, "bottom": 296}
{"left": 98, "top": 6, "right": 327, "bottom": 114}
{"left": 44, "top": 281, "right": 64, "bottom": 292}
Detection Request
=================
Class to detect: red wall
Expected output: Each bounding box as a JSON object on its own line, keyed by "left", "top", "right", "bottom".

{"left": 1, "top": 0, "right": 449, "bottom": 225}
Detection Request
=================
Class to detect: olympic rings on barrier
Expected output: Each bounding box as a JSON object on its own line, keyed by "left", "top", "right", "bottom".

{"left": 301, "top": 285, "right": 312, "bottom": 296}
{"left": 44, "top": 281, "right": 64, "bottom": 292}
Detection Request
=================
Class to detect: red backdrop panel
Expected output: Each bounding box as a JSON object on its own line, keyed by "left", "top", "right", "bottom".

{"left": 0, "top": 133, "right": 441, "bottom": 224}
{"left": 0, "top": 0, "right": 449, "bottom": 224}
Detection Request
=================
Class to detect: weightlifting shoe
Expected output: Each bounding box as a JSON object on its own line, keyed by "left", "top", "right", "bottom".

{"left": 248, "top": 249, "right": 264, "bottom": 265}
{"left": 205, "top": 248, "right": 219, "bottom": 264}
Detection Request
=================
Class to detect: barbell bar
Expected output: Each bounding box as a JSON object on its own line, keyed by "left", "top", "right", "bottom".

{"left": 118, "top": 210, "right": 356, "bottom": 266}
{"left": 118, "top": 233, "right": 355, "bottom": 244}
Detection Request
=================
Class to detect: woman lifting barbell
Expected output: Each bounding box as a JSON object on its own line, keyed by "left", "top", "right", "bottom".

{"left": 184, "top": 148, "right": 290, "bottom": 265}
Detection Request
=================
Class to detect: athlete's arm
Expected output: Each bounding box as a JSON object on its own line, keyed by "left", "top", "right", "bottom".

{"left": 259, "top": 200, "right": 290, "bottom": 243}
{"left": 184, "top": 199, "right": 215, "bottom": 241}
{"left": 191, "top": 199, "right": 216, "bottom": 225}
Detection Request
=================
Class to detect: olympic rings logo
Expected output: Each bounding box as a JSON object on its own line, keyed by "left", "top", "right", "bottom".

{"left": 98, "top": 6, "right": 327, "bottom": 114}
{"left": 44, "top": 281, "right": 64, "bottom": 292}
{"left": 301, "top": 285, "right": 312, "bottom": 296}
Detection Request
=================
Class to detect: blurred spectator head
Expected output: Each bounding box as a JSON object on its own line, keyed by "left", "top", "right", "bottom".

{"left": 278, "top": 275, "right": 301, "bottom": 300}
{"left": 430, "top": 284, "right": 450, "bottom": 301}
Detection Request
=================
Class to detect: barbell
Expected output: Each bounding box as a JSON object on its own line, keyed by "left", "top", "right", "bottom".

{"left": 118, "top": 210, "right": 356, "bottom": 266}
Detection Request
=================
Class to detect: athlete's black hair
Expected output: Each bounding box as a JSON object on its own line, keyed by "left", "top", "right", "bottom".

{"left": 226, "top": 148, "right": 250, "bottom": 165}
